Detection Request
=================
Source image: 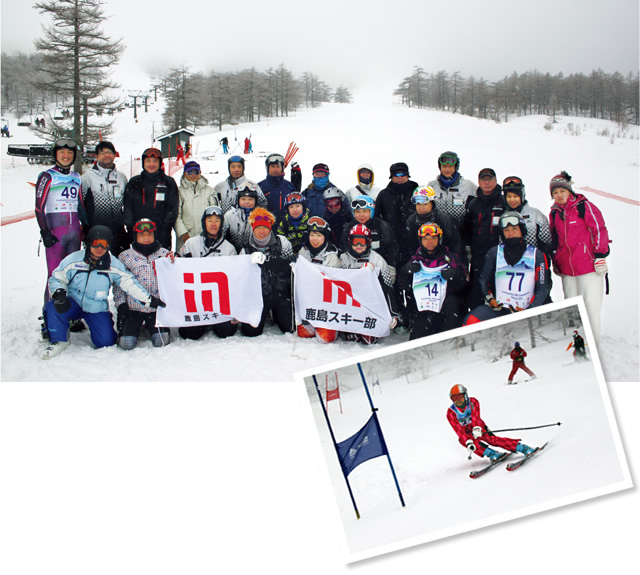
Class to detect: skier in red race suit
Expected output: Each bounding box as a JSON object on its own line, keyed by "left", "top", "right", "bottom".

{"left": 508, "top": 341, "right": 536, "bottom": 384}
{"left": 447, "top": 384, "right": 535, "bottom": 462}
{"left": 176, "top": 143, "right": 186, "bottom": 166}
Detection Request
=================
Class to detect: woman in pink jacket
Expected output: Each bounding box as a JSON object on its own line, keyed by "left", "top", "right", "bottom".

{"left": 548, "top": 171, "right": 610, "bottom": 343}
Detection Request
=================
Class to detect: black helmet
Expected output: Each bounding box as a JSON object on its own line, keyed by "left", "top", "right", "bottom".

{"left": 498, "top": 211, "right": 527, "bottom": 239}
{"left": 87, "top": 225, "right": 113, "bottom": 246}
{"left": 52, "top": 137, "right": 78, "bottom": 164}
{"left": 200, "top": 205, "right": 224, "bottom": 237}
{"left": 438, "top": 151, "right": 460, "bottom": 171}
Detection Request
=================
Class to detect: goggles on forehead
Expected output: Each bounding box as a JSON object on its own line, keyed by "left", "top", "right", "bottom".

{"left": 91, "top": 238, "right": 109, "bottom": 249}
{"left": 308, "top": 216, "right": 329, "bottom": 230}
{"left": 503, "top": 176, "right": 523, "bottom": 188}
{"left": 499, "top": 215, "right": 522, "bottom": 229}
{"left": 418, "top": 223, "right": 443, "bottom": 237}
{"left": 203, "top": 206, "right": 223, "bottom": 218}
{"left": 267, "top": 154, "right": 285, "bottom": 165}
{"left": 253, "top": 215, "right": 272, "bottom": 224}
{"left": 143, "top": 148, "right": 162, "bottom": 159}
{"left": 285, "top": 192, "right": 303, "bottom": 203}
{"left": 55, "top": 138, "right": 78, "bottom": 149}
{"left": 133, "top": 220, "right": 156, "bottom": 233}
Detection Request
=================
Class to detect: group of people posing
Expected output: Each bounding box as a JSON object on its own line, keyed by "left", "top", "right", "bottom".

{"left": 35, "top": 140, "right": 611, "bottom": 359}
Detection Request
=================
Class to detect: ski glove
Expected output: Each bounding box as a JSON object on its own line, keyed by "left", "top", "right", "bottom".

{"left": 594, "top": 258, "right": 608, "bottom": 276}
{"left": 410, "top": 261, "right": 422, "bottom": 273}
{"left": 116, "top": 303, "right": 129, "bottom": 332}
{"left": 250, "top": 251, "right": 266, "bottom": 265}
{"left": 40, "top": 228, "right": 59, "bottom": 248}
{"left": 472, "top": 426, "right": 483, "bottom": 439}
{"left": 52, "top": 289, "right": 71, "bottom": 314}
{"left": 441, "top": 266, "right": 455, "bottom": 281}
{"left": 149, "top": 296, "right": 166, "bottom": 308}
{"left": 465, "top": 439, "right": 476, "bottom": 452}
{"left": 485, "top": 295, "right": 503, "bottom": 311}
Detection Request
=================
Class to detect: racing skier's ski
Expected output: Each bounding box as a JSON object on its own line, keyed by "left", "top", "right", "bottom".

{"left": 506, "top": 442, "right": 548, "bottom": 471}
{"left": 469, "top": 451, "right": 512, "bottom": 479}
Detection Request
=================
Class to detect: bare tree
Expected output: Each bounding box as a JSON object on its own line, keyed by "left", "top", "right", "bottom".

{"left": 32, "top": 0, "right": 124, "bottom": 171}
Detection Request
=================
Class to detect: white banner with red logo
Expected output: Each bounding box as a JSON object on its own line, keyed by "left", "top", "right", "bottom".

{"left": 293, "top": 257, "right": 391, "bottom": 338}
{"left": 154, "top": 256, "right": 263, "bottom": 328}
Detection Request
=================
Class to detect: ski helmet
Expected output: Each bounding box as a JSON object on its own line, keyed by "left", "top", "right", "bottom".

{"left": 412, "top": 185, "right": 439, "bottom": 204}
{"left": 86, "top": 225, "right": 113, "bottom": 247}
{"left": 201, "top": 205, "right": 224, "bottom": 237}
{"left": 228, "top": 155, "right": 245, "bottom": 174}
{"left": 265, "top": 153, "right": 285, "bottom": 172}
{"left": 306, "top": 216, "right": 332, "bottom": 244}
{"left": 514, "top": 341, "right": 520, "bottom": 347}
{"left": 133, "top": 218, "right": 156, "bottom": 234}
{"left": 438, "top": 151, "right": 460, "bottom": 171}
{"left": 503, "top": 176, "right": 526, "bottom": 204}
{"left": 348, "top": 224, "right": 372, "bottom": 256}
{"left": 236, "top": 181, "right": 259, "bottom": 204}
{"left": 498, "top": 211, "right": 527, "bottom": 239}
{"left": 322, "top": 186, "right": 342, "bottom": 202}
{"left": 284, "top": 191, "right": 306, "bottom": 210}
{"left": 52, "top": 137, "right": 78, "bottom": 164}
{"left": 351, "top": 195, "right": 375, "bottom": 219}
{"left": 142, "top": 147, "right": 162, "bottom": 163}
{"left": 418, "top": 223, "right": 443, "bottom": 244}
{"left": 449, "top": 384, "right": 468, "bottom": 404}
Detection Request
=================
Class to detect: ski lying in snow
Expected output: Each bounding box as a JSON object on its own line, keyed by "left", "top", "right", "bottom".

{"left": 469, "top": 451, "right": 512, "bottom": 479}
{"left": 506, "top": 442, "right": 548, "bottom": 471}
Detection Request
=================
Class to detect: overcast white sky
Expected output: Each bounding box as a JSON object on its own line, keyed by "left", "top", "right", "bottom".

{"left": 2, "top": 0, "right": 639, "bottom": 93}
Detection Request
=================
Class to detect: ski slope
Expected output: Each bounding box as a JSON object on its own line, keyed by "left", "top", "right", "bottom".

{"left": 1, "top": 88, "right": 639, "bottom": 381}
{"left": 299, "top": 313, "right": 631, "bottom": 561}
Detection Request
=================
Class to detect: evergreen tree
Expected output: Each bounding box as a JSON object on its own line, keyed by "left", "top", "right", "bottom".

{"left": 32, "top": 0, "right": 124, "bottom": 171}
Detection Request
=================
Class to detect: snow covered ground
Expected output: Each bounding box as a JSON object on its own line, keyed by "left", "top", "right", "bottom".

{"left": 297, "top": 301, "right": 631, "bottom": 561}
{"left": 1, "top": 88, "right": 638, "bottom": 382}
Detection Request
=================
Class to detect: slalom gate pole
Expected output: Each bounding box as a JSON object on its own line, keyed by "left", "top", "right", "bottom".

{"left": 312, "top": 375, "right": 361, "bottom": 520}
{"left": 491, "top": 422, "right": 562, "bottom": 433}
{"left": 356, "top": 363, "right": 405, "bottom": 508}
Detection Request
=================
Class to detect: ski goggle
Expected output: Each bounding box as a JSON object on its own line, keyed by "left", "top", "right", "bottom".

{"left": 439, "top": 154, "right": 458, "bottom": 166}
{"left": 143, "top": 148, "right": 162, "bottom": 159}
{"left": 308, "top": 216, "right": 329, "bottom": 230}
{"left": 450, "top": 393, "right": 466, "bottom": 402}
{"left": 499, "top": 214, "right": 522, "bottom": 229}
{"left": 418, "top": 223, "right": 442, "bottom": 237}
{"left": 351, "top": 198, "right": 373, "bottom": 210}
{"left": 90, "top": 238, "right": 109, "bottom": 249}
{"left": 266, "top": 154, "right": 285, "bottom": 165}
{"left": 351, "top": 237, "right": 368, "bottom": 247}
{"left": 203, "top": 206, "right": 223, "bottom": 218}
{"left": 285, "top": 192, "right": 303, "bottom": 204}
{"left": 133, "top": 220, "right": 156, "bottom": 233}
{"left": 54, "top": 138, "right": 77, "bottom": 149}
{"left": 324, "top": 198, "right": 341, "bottom": 208}
{"left": 503, "top": 176, "right": 523, "bottom": 188}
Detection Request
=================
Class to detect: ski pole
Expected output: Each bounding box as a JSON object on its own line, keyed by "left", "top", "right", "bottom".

{"left": 491, "top": 422, "right": 562, "bottom": 433}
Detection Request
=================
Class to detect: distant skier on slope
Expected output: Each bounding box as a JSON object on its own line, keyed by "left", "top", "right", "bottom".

{"left": 507, "top": 341, "right": 536, "bottom": 384}
{"left": 566, "top": 330, "right": 588, "bottom": 361}
{"left": 446, "top": 384, "right": 536, "bottom": 462}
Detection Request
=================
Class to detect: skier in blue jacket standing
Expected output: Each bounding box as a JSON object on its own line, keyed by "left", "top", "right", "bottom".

{"left": 42, "top": 225, "right": 165, "bottom": 359}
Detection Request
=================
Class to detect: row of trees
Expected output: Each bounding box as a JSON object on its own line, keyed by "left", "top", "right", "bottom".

{"left": 394, "top": 67, "right": 640, "bottom": 125}
{"left": 160, "top": 64, "right": 351, "bottom": 133}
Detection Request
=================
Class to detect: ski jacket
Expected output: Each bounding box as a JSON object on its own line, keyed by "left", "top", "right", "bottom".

{"left": 447, "top": 397, "right": 487, "bottom": 445}
{"left": 174, "top": 174, "right": 220, "bottom": 249}
{"left": 35, "top": 166, "right": 85, "bottom": 232}
{"left": 297, "top": 243, "right": 341, "bottom": 268}
{"left": 323, "top": 201, "right": 354, "bottom": 247}
{"left": 214, "top": 175, "right": 266, "bottom": 214}
{"left": 515, "top": 201, "right": 553, "bottom": 259}
{"left": 340, "top": 249, "right": 395, "bottom": 289}
{"left": 339, "top": 217, "right": 400, "bottom": 267}
{"left": 510, "top": 347, "right": 527, "bottom": 362}
{"left": 179, "top": 234, "right": 237, "bottom": 258}
{"left": 549, "top": 193, "right": 610, "bottom": 277}
{"left": 479, "top": 242, "right": 550, "bottom": 309}
{"left": 463, "top": 186, "right": 508, "bottom": 269}
{"left": 276, "top": 211, "right": 311, "bottom": 255}
{"left": 80, "top": 163, "right": 128, "bottom": 232}
{"left": 258, "top": 174, "right": 296, "bottom": 221}
{"left": 122, "top": 170, "right": 180, "bottom": 249}
{"left": 405, "top": 207, "right": 465, "bottom": 263}
{"left": 241, "top": 234, "right": 294, "bottom": 299}
{"left": 113, "top": 244, "right": 170, "bottom": 313}
{"left": 303, "top": 180, "right": 344, "bottom": 218}
{"left": 48, "top": 249, "right": 151, "bottom": 314}
{"left": 224, "top": 206, "right": 253, "bottom": 253}
{"left": 428, "top": 173, "right": 476, "bottom": 227}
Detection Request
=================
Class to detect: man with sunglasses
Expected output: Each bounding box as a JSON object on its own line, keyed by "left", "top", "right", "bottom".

{"left": 464, "top": 211, "right": 550, "bottom": 325}
{"left": 258, "top": 153, "right": 296, "bottom": 220}
{"left": 399, "top": 222, "right": 468, "bottom": 340}
{"left": 427, "top": 151, "right": 476, "bottom": 227}
{"left": 373, "top": 162, "right": 419, "bottom": 267}
{"left": 81, "top": 141, "right": 130, "bottom": 256}
{"left": 123, "top": 147, "right": 179, "bottom": 251}
{"left": 42, "top": 225, "right": 165, "bottom": 359}
{"left": 114, "top": 219, "right": 172, "bottom": 350}
{"left": 174, "top": 161, "right": 221, "bottom": 251}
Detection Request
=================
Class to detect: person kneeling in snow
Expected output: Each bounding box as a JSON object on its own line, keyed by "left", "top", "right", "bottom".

{"left": 42, "top": 225, "right": 165, "bottom": 359}
{"left": 464, "top": 211, "right": 550, "bottom": 325}
{"left": 447, "top": 384, "right": 536, "bottom": 462}
{"left": 114, "top": 219, "right": 171, "bottom": 350}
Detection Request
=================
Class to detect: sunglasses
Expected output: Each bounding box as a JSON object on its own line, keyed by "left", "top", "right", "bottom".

{"left": 133, "top": 220, "right": 156, "bottom": 233}
{"left": 418, "top": 224, "right": 442, "bottom": 237}
{"left": 253, "top": 215, "right": 272, "bottom": 223}
{"left": 392, "top": 172, "right": 407, "bottom": 178}
{"left": 439, "top": 155, "right": 457, "bottom": 166}
{"left": 91, "top": 238, "right": 109, "bottom": 249}
{"left": 185, "top": 169, "right": 200, "bottom": 175}
{"left": 351, "top": 237, "right": 368, "bottom": 247}
{"left": 499, "top": 215, "right": 522, "bottom": 228}
{"left": 351, "top": 198, "right": 372, "bottom": 210}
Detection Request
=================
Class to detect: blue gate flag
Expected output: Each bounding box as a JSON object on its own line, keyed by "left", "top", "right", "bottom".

{"left": 336, "top": 413, "right": 388, "bottom": 477}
